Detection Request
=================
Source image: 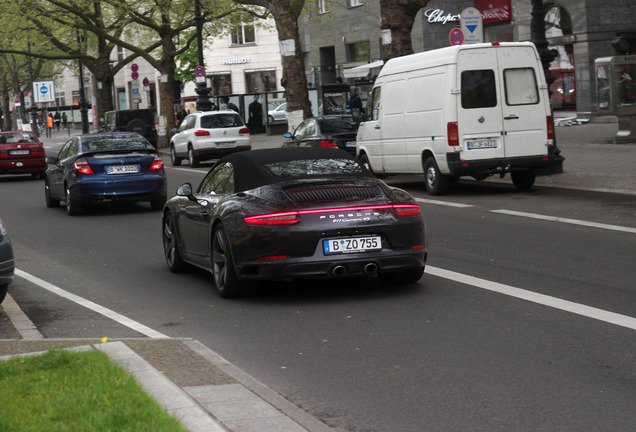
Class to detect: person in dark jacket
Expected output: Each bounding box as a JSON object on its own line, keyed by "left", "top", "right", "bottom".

{"left": 348, "top": 87, "right": 365, "bottom": 121}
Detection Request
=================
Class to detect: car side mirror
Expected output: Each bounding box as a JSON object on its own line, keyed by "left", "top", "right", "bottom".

{"left": 176, "top": 183, "right": 195, "bottom": 200}
{"left": 283, "top": 132, "right": 292, "bottom": 139}
{"left": 172, "top": 127, "right": 178, "bottom": 134}
{"left": 45, "top": 156, "right": 59, "bottom": 166}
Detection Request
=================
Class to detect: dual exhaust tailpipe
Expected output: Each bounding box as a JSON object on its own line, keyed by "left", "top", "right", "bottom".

{"left": 331, "top": 262, "right": 378, "bottom": 277}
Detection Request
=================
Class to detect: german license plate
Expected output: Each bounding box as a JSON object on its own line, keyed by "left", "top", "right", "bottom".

{"left": 323, "top": 236, "right": 381, "bottom": 254}
{"left": 107, "top": 165, "right": 138, "bottom": 174}
{"left": 467, "top": 140, "right": 497, "bottom": 149}
{"left": 345, "top": 141, "right": 356, "bottom": 147}
{"left": 216, "top": 142, "right": 233, "bottom": 147}
{"left": 10, "top": 150, "right": 29, "bottom": 155}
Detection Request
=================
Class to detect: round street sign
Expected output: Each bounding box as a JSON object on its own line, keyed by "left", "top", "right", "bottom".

{"left": 449, "top": 28, "right": 464, "bottom": 46}
{"left": 131, "top": 63, "right": 139, "bottom": 72}
{"left": 195, "top": 66, "right": 205, "bottom": 77}
{"left": 142, "top": 77, "right": 150, "bottom": 87}
{"left": 131, "top": 71, "right": 139, "bottom": 80}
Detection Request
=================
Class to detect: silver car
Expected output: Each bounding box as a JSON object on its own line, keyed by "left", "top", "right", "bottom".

{"left": 267, "top": 102, "right": 287, "bottom": 124}
{"left": 170, "top": 110, "right": 251, "bottom": 167}
{"left": 0, "top": 217, "right": 14, "bottom": 304}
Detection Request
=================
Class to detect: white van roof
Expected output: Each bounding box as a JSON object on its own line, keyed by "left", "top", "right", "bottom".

{"left": 377, "top": 42, "right": 540, "bottom": 78}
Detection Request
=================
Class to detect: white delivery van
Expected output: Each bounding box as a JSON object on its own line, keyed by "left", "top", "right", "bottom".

{"left": 356, "top": 42, "right": 558, "bottom": 195}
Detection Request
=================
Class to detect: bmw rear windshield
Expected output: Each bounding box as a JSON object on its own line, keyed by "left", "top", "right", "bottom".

{"left": 264, "top": 158, "right": 364, "bottom": 178}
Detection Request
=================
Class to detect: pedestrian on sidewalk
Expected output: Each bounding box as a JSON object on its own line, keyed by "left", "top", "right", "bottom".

{"left": 46, "top": 113, "right": 54, "bottom": 138}
{"left": 54, "top": 111, "right": 61, "bottom": 131}
{"left": 62, "top": 112, "right": 68, "bottom": 131}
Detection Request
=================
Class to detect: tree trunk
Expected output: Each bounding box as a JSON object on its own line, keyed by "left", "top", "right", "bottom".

{"left": 380, "top": 0, "right": 430, "bottom": 61}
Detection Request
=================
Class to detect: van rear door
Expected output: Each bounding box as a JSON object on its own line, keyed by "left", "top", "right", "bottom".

{"left": 456, "top": 45, "right": 548, "bottom": 161}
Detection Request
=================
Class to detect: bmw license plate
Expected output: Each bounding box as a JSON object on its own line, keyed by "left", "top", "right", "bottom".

{"left": 323, "top": 236, "right": 381, "bottom": 254}
{"left": 107, "top": 165, "right": 138, "bottom": 174}
{"left": 10, "top": 150, "right": 29, "bottom": 155}
{"left": 467, "top": 140, "right": 497, "bottom": 150}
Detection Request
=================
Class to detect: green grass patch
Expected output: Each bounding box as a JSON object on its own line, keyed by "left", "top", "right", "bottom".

{"left": 0, "top": 349, "right": 190, "bottom": 432}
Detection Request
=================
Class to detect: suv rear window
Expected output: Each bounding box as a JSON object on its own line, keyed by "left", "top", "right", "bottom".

{"left": 200, "top": 114, "right": 243, "bottom": 128}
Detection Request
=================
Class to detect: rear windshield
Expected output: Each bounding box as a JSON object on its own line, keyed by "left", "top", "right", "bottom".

{"left": 0, "top": 132, "right": 37, "bottom": 144}
{"left": 264, "top": 158, "right": 363, "bottom": 178}
{"left": 118, "top": 110, "right": 154, "bottom": 124}
{"left": 461, "top": 69, "right": 497, "bottom": 109}
{"left": 82, "top": 136, "right": 152, "bottom": 152}
{"left": 319, "top": 119, "right": 358, "bottom": 134}
{"left": 200, "top": 114, "right": 243, "bottom": 128}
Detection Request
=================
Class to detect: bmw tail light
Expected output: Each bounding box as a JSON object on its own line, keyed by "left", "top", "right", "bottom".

{"left": 319, "top": 140, "right": 338, "bottom": 148}
{"left": 546, "top": 116, "right": 554, "bottom": 140}
{"left": 244, "top": 212, "right": 300, "bottom": 225}
{"left": 392, "top": 204, "right": 421, "bottom": 217}
{"left": 447, "top": 122, "right": 459, "bottom": 146}
{"left": 150, "top": 157, "right": 164, "bottom": 170}
{"left": 239, "top": 127, "right": 250, "bottom": 135}
{"left": 74, "top": 158, "right": 94, "bottom": 174}
{"left": 195, "top": 130, "right": 210, "bottom": 136}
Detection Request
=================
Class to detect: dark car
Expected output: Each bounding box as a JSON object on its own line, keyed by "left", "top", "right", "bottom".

{"left": 162, "top": 147, "right": 426, "bottom": 298}
{"left": 0, "top": 217, "right": 14, "bottom": 304}
{"left": 282, "top": 116, "right": 358, "bottom": 155}
{"left": 102, "top": 109, "right": 159, "bottom": 148}
{"left": 0, "top": 131, "right": 46, "bottom": 178}
{"left": 44, "top": 132, "right": 167, "bottom": 215}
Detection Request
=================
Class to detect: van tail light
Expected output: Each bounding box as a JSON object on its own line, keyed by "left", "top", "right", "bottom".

{"left": 150, "top": 157, "right": 164, "bottom": 170}
{"left": 447, "top": 122, "right": 459, "bottom": 146}
{"left": 74, "top": 158, "right": 94, "bottom": 174}
{"left": 546, "top": 116, "right": 554, "bottom": 140}
{"left": 319, "top": 140, "right": 338, "bottom": 148}
{"left": 195, "top": 130, "right": 210, "bottom": 136}
{"left": 239, "top": 127, "right": 250, "bottom": 135}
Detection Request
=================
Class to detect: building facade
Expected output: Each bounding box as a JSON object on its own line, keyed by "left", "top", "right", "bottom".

{"left": 301, "top": 0, "right": 636, "bottom": 117}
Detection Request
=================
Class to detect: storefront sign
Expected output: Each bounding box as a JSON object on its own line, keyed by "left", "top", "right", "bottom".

{"left": 474, "top": 0, "right": 511, "bottom": 25}
{"left": 222, "top": 58, "right": 251, "bottom": 65}
{"left": 424, "top": 9, "right": 460, "bottom": 25}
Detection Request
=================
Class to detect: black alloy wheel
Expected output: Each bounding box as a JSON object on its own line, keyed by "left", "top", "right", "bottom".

{"left": 45, "top": 180, "right": 60, "bottom": 208}
{"left": 162, "top": 212, "right": 188, "bottom": 272}
{"left": 212, "top": 225, "right": 243, "bottom": 298}
{"left": 65, "top": 186, "right": 82, "bottom": 216}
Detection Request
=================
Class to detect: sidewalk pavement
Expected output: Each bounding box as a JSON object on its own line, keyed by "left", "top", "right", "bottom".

{"left": 1, "top": 114, "right": 635, "bottom": 432}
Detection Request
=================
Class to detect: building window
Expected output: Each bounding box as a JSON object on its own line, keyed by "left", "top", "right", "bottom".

{"left": 317, "top": 0, "right": 328, "bottom": 14}
{"left": 231, "top": 23, "right": 255, "bottom": 45}
{"left": 348, "top": 0, "right": 363, "bottom": 7}
{"left": 347, "top": 41, "right": 370, "bottom": 62}
{"left": 245, "top": 69, "right": 277, "bottom": 93}
{"left": 117, "top": 46, "right": 124, "bottom": 61}
{"left": 210, "top": 73, "right": 232, "bottom": 95}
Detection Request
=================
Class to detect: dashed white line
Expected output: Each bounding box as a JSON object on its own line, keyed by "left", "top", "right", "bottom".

{"left": 415, "top": 198, "right": 474, "bottom": 208}
{"left": 15, "top": 269, "right": 169, "bottom": 339}
{"left": 491, "top": 209, "right": 636, "bottom": 234}
{"left": 426, "top": 266, "right": 636, "bottom": 330}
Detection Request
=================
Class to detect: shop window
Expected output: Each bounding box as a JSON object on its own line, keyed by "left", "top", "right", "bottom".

{"left": 231, "top": 23, "right": 255, "bottom": 45}
{"left": 210, "top": 74, "right": 232, "bottom": 96}
{"left": 347, "top": 41, "right": 370, "bottom": 62}
{"left": 245, "top": 69, "right": 277, "bottom": 93}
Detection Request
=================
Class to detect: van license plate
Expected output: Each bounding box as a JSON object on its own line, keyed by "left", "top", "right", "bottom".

{"left": 467, "top": 140, "right": 497, "bottom": 149}
{"left": 323, "top": 236, "right": 381, "bottom": 254}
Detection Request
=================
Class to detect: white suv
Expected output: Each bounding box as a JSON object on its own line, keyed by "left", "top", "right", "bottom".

{"left": 170, "top": 110, "right": 251, "bottom": 167}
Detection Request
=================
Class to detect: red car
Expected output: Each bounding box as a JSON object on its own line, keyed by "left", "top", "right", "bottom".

{"left": 0, "top": 131, "right": 47, "bottom": 178}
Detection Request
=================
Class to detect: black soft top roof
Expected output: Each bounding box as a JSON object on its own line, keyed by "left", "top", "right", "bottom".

{"left": 217, "top": 147, "right": 373, "bottom": 192}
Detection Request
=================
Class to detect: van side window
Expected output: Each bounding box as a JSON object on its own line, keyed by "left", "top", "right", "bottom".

{"left": 461, "top": 70, "right": 497, "bottom": 109}
{"left": 504, "top": 68, "right": 540, "bottom": 105}
{"left": 368, "top": 87, "right": 381, "bottom": 121}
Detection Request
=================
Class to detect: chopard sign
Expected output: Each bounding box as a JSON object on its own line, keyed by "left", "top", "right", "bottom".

{"left": 424, "top": 9, "right": 461, "bottom": 25}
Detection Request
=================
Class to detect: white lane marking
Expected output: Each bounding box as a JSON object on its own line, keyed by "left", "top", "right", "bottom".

{"left": 15, "top": 269, "right": 169, "bottom": 339}
{"left": 492, "top": 209, "right": 636, "bottom": 234}
{"left": 2, "top": 293, "right": 43, "bottom": 340}
{"left": 415, "top": 198, "right": 474, "bottom": 208}
{"left": 426, "top": 266, "right": 636, "bottom": 330}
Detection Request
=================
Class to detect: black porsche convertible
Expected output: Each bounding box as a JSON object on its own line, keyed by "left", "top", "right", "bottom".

{"left": 162, "top": 147, "right": 427, "bottom": 298}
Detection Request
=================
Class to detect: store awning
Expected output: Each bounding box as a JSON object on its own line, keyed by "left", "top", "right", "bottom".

{"left": 342, "top": 60, "right": 384, "bottom": 79}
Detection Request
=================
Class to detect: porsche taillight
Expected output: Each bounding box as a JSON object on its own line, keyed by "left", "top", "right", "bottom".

{"left": 74, "top": 158, "right": 94, "bottom": 174}
{"left": 244, "top": 212, "right": 300, "bottom": 225}
{"left": 392, "top": 204, "right": 422, "bottom": 217}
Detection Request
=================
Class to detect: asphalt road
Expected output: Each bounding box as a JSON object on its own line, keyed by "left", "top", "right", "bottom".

{"left": 2, "top": 139, "right": 635, "bottom": 431}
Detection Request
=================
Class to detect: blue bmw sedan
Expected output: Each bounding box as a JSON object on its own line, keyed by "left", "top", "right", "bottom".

{"left": 44, "top": 132, "right": 167, "bottom": 215}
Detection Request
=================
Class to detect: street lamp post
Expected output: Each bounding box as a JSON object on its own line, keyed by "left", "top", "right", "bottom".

{"left": 194, "top": 0, "right": 212, "bottom": 111}
{"left": 77, "top": 31, "right": 90, "bottom": 134}
{"left": 27, "top": 33, "right": 39, "bottom": 137}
